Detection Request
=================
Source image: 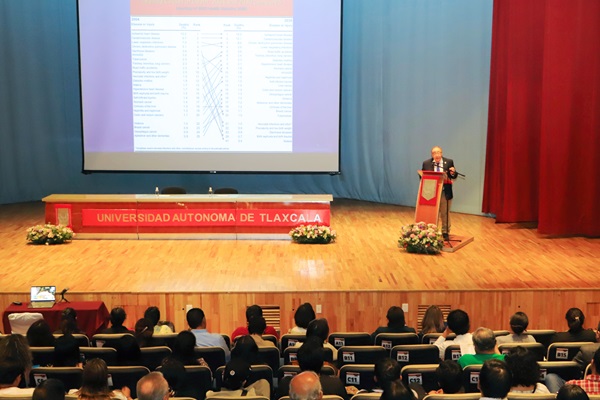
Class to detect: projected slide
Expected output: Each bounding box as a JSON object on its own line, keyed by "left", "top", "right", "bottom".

{"left": 79, "top": 0, "right": 341, "bottom": 172}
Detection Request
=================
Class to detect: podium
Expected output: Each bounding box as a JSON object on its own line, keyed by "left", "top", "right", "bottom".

{"left": 415, "top": 170, "right": 444, "bottom": 225}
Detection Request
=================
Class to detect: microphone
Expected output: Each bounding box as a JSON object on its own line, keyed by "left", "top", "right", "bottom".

{"left": 60, "top": 287, "right": 69, "bottom": 295}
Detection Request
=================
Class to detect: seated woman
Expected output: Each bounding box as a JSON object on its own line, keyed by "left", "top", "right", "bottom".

{"left": 54, "top": 334, "right": 82, "bottom": 367}
{"left": 172, "top": 331, "right": 209, "bottom": 366}
{"left": 134, "top": 318, "right": 164, "bottom": 348}
{"left": 27, "top": 320, "right": 56, "bottom": 347}
{"left": 144, "top": 306, "right": 174, "bottom": 334}
{"left": 248, "top": 316, "right": 276, "bottom": 348}
{"left": 56, "top": 307, "right": 83, "bottom": 335}
{"left": 496, "top": 311, "right": 536, "bottom": 344}
{"left": 288, "top": 303, "right": 316, "bottom": 334}
{"left": 371, "top": 306, "right": 416, "bottom": 342}
{"left": 0, "top": 334, "right": 34, "bottom": 387}
{"left": 552, "top": 308, "right": 596, "bottom": 343}
{"left": 69, "top": 358, "right": 131, "bottom": 400}
{"left": 114, "top": 334, "right": 142, "bottom": 366}
{"left": 418, "top": 305, "right": 445, "bottom": 339}
{"left": 505, "top": 346, "right": 550, "bottom": 393}
{"left": 206, "top": 358, "right": 270, "bottom": 398}
{"left": 231, "top": 335, "right": 259, "bottom": 365}
{"left": 160, "top": 357, "right": 198, "bottom": 399}
{"left": 293, "top": 318, "right": 338, "bottom": 361}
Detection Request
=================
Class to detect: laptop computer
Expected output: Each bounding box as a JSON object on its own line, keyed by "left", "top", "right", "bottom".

{"left": 29, "top": 286, "right": 56, "bottom": 308}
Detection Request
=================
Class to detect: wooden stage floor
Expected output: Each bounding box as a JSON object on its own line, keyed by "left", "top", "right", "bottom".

{"left": 1, "top": 199, "right": 597, "bottom": 294}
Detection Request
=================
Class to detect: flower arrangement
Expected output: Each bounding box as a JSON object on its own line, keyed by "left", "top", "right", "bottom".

{"left": 26, "top": 224, "right": 74, "bottom": 245}
{"left": 398, "top": 222, "right": 443, "bottom": 254}
{"left": 289, "top": 224, "right": 337, "bottom": 244}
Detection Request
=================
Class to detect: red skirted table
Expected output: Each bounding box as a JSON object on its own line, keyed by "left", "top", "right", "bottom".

{"left": 3, "top": 301, "right": 109, "bottom": 338}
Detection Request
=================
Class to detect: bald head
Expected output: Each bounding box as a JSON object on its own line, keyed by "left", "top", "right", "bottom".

{"left": 289, "top": 371, "right": 323, "bottom": 400}
{"left": 136, "top": 372, "right": 170, "bottom": 400}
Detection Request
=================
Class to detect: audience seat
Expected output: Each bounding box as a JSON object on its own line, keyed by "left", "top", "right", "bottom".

{"left": 547, "top": 342, "right": 593, "bottom": 362}
{"left": 527, "top": 330, "right": 556, "bottom": 351}
{"left": 340, "top": 364, "right": 377, "bottom": 391}
{"left": 107, "top": 366, "right": 150, "bottom": 399}
{"left": 257, "top": 346, "right": 281, "bottom": 373}
{"left": 140, "top": 346, "right": 172, "bottom": 370}
{"left": 338, "top": 346, "right": 387, "bottom": 367}
{"left": 193, "top": 346, "right": 226, "bottom": 374}
{"left": 276, "top": 365, "right": 336, "bottom": 380}
{"left": 421, "top": 333, "right": 456, "bottom": 345}
{"left": 54, "top": 333, "right": 90, "bottom": 348}
{"left": 154, "top": 333, "right": 178, "bottom": 350}
{"left": 401, "top": 364, "right": 439, "bottom": 393}
{"left": 8, "top": 312, "right": 43, "bottom": 334}
{"left": 444, "top": 344, "right": 462, "bottom": 361}
{"left": 498, "top": 342, "right": 546, "bottom": 361}
{"left": 374, "top": 333, "right": 420, "bottom": 349}
{"left": 31, "top": 347, "right": 55, "bottom": 367}
{"left": 328, "top": 332, "right": 371, "bottom": 349}
{"left": 282, "top": 345, "right": 333, "bottom": 365}
{"left": 80, "top": 346, "right": 118, "bottom": 366}
{"left": 391, "top": 344, "right": 440, "bottom": 369}
{"left": 423, "top": 394, "right": 481, "bottom": 400}
{"left": 493, "top": 330, "right": 510, "bottom": 337}
{"left": 261, "top": 334, "right": 279, "bottom": 348}
{"left": 350, "top": 393, "right": 382, "bottom": 400}
{"left": 31, "top": 367, "right": 83, "bottom": 391}
{"left": 507, "top": 394, "right": 556, "bottom": 400}
{"left": 215, "top": 365, "right": 274, "bottom": 393}
{"left": 461, "top": 364, "right": 482, "bottom": 393}
{"left": 539, "top": 361, "right": 582, "bottom": 382}
{"left": 280, "top": 334, "right": 306, "bottom": 351}
{"left": 156, "top": 365, "right": 213, "bottom": 400}
{"left": 92, "top": 333, "right": 135, "bottom": 348}
{"left": 279, "top": 397, "right": 344, "bottom": 400}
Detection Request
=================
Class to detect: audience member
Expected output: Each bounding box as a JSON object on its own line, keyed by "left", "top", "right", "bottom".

{"left": 144, "top": 306, "right": 174, "bottom": 334}
{"left": 289, "top": 303, "right": 316, "bottom": 334}
{"left": 136, "top": 371, "right": 170, "bottom": 400}
{"left": 381, "top": 379, "right": 415, "bottom": 400}
{"left": 371, "top": 306, "right": 416, "bottom": 343}
{"left": 428, "top": 360, "right": 463, "bottom": 395}
{"left": 187, "top": 307, "right": 231, "bottom": 361}
{"left": 102, "top": 307, "right": 133, "bottom": 334}
{"left": 419, "top": 305, "right": 445, "bottom": 337}
{"left": 32, "top": 378, "right": 66, "bottom": 400}
{"left": 231, "top": 335, "right": 259, "bottom": 364}
{"left": 564, "top": 348, "right": 600, "bottom": 395}
{"left": 172, "top": 331, "right": 202, "bottom": 366}
{"left": 70, "top": 358, "right": 131, "bottom": 400}
{"left": 433, "top": 309, "right": 474, "bottom": 360}
{"left": 56, "top": 307, "right": 82, "bottom": 335}
{"left": 27, "top": 319, "right": 56, "bottom": 347}
{"left": 231, "top": 304, "right": 280, "bottom": 341}
{"left": 289, "top": 371, "right": 323, "bottom": 400}
{"left": 160, "top": 357, "right": 197, "bottom": 399}
{"left": 294, "top": 318, "right": 338, "bottom": 361}
{"left": 496, "top": 312, "right": 536, "bottom": 344}
{"left": 278, "top": 336, "right": 347, "bottom": 400}
{"left": 135, "top": 317, "right": 164, "bottom": 348}
{"left": 505, "top": 346, "right": 550, "bottom": 393}
{"left": 552, "top": 308, "right": 596, "bottom": 344}
{"left": 478, "top": 359, "right": 511, "bottom": 400}
{"left": 53, "top": 334, "right": 81, "bottom": 367}
{"left": 248, "top": 316, "right": 276, "bottom": 348}
{"left": 458, "top": 327, "right": 504, "bottom": 368}
{"left": 206, "top": 358, "right": 270, "bottom": 398}
{"left": 114, "top": 334, "right": 142, "bottom": 366}
{"left": 558, "top": 385, "right": 591, "bottom": 400}
{"left": 0, "top": 360, "right": 35, "bottom": 396}
{"left": 0, "top": 334, "right": 33, "bottom": 386}
{"left": 349, "top": 356, "right": 402, "bottom": 396}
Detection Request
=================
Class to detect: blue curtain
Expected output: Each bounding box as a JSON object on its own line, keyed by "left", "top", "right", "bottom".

{"left": 0, "top": 0, "right": 492, "bottom": 216}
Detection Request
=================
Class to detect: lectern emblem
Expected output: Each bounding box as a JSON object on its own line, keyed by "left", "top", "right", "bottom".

{"left": 421, "top": 180, "right": 437, "bottom": 201}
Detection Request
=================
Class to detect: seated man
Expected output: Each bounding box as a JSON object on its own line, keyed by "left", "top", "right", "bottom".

{"left": 458, "top": 327, "right": 504, "bottom": 368}
{"left": 0, "top": 360, "right": 35, "bottom": 396}
{"left": 478, "top": 359, "right": 511, "bottom": 400}
{"left": 102, "top": 307, "right": 134, "bottom": 334}
{"left": 137, "top": 371, "right": 170, "bottom": 400}
{"left": 433, "top": 309, "right": 475, "bottom": 360}
{"left": 290, "top": 371, "right": 323, "bottom": 400}
{"left": 187, "top": 307, "right": 231, "bottom": 361}
{"left": 428, "top": 360, "right": 464, "bottom": 395}
{"left": 231, "top": 304, "right": 279, "bottom": 341}
{"left": 277, "top": 336, "right": 348, "bottom": 400}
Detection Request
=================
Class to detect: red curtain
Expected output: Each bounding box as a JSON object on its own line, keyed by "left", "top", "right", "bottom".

{"left": 483, "top": 0, "right": 600, "bottom": 236}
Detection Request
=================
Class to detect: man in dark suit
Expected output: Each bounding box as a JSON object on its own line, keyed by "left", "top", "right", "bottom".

{"left": 422, "top": 146, "right": 458, "bottom": 240}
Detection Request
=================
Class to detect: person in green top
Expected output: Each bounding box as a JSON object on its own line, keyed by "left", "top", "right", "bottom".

{"left": 457, "top": 327, "right": 505, "bottom": 368}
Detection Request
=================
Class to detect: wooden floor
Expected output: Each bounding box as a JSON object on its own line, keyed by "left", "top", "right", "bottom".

{"left": 0, "top": 199, "right": 598, "bottom": 334}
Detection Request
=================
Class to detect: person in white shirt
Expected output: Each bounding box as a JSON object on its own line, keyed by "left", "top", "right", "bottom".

{"left": 433, "top": 309, "right": 475, "bottom": 360}
{"left": 289, "top": 303, "right": 316, "bottom": 334}
{"left": 496, "top": 312, "right": 536, "bottom": 344}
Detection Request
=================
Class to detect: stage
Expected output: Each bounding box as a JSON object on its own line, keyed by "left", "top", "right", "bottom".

{"left": 0, "top": 199, "right": 598, "bottom": 336}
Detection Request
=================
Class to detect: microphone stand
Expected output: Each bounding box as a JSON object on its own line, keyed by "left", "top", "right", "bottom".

{"left": 58, "top": 289, "right": 70, "bottom": 303}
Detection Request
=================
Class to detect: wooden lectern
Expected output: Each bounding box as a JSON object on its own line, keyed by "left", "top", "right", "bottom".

{"left": 415, "top": 170, "right": 444, "bottom": 225}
